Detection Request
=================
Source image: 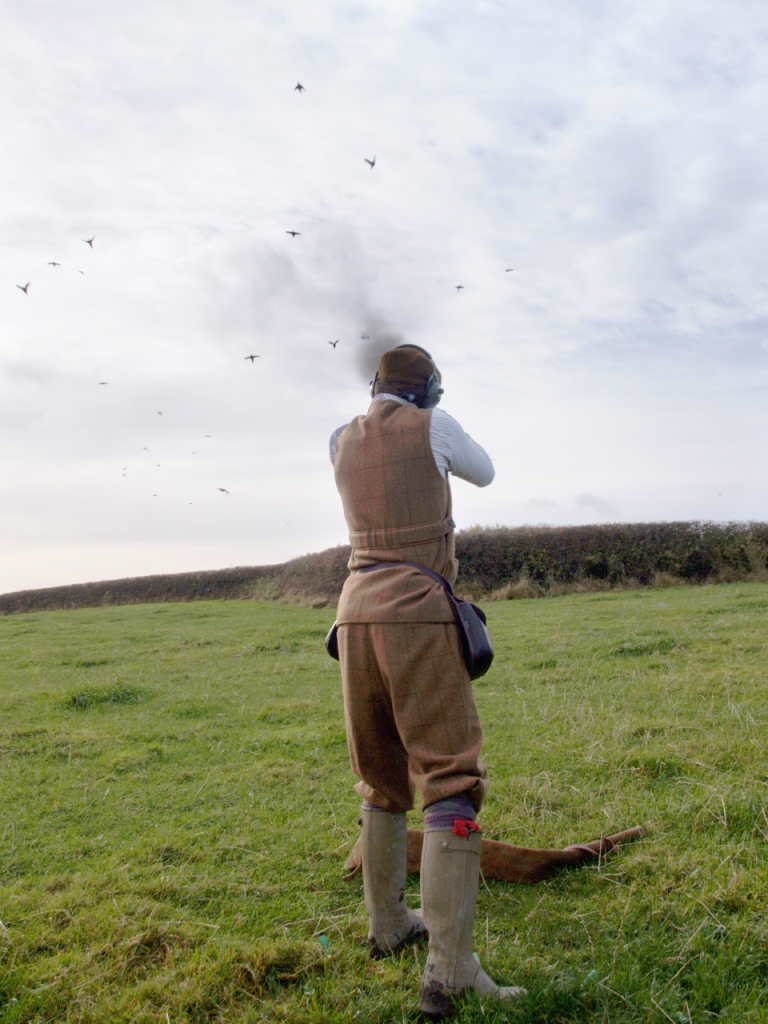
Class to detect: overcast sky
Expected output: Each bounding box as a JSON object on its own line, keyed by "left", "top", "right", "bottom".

{"left": 2, "top": 0, "right": 767, "bottom": 594}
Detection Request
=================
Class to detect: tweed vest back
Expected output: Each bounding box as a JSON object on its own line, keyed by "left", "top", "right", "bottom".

{"left": 334, "top": 400, "right": 457, "bottom": 623}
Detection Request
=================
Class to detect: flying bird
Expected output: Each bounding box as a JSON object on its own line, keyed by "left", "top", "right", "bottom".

{"left": 17, "top": 283, "right": 30, "bottom": 294}
{"left": 142, "top": 447, "right": 149, "bottom": 451}
{"left": 78, "top": 271, "right": 85, "bottom": 275}
{"left": 98, "top": 381, "right": 108, "bottom": 385}
{"left": 83, "top": 237, "right": 95, "bottom": 247}
{"left": 48, "top": 262, "right": 60, "bottom": 267}
{"left": 216, "top": 487, "right": 230, "bottom": 494}
{"left": 455, "top": 284, "right": 464, "bottom": 291}
{"left": 505, "top": 268, "right": 514, "bottom": 272}
{"left": 191, "top": 451, "right": 198, "bottom": 454}
{"left": 157, "top": 411, "right": 162, "bottom": 416}
{"left": 360, "top": 334, "right": 370, "bottom": 339}
{"left": 364, "top": 155, "right": 376, "bottom": 169}
{"left": 245, "top": 354, "right": 260, "bottom": 362}
{"left": 286, "top": 230, "right": 301, "bottom": 237}
{"left": 328, "top": 340, "right": 339, "bottom": 349}
{"left": 294, "top": 82, "right": 305, "bottom": 93}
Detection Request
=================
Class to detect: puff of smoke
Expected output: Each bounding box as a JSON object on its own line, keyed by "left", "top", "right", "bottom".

{"left": 355, "top": 317, "right": 408, "bottom": 383}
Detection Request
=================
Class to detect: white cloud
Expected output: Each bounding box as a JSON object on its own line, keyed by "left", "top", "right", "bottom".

{"left": 1, "top": 0, "right": 767, "bottom": 591}
{"left": 576, "top": 494, "right": 617, "bottom": 518}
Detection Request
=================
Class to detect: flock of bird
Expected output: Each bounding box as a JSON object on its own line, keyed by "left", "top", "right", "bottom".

{"left": 16, "top": 236, "right": 94, "bottom": 296}
{"left": 12, "top": 81, "right": 517, "bottom": 507}
{"left": 13, "top": 235, "right": 232, "bottom": 502}
{"left": 285, "top": 84, "right": 514, "bottom": 332}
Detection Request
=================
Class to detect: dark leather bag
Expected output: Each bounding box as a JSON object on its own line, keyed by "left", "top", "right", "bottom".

{"left": 325, "top": 620, "right": 340, "bottom": 661}
{"left": 324, "top": 561, "right": 493, "bottom": 680}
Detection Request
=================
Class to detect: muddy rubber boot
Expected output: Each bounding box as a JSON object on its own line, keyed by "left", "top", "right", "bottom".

{"left": 419, "top": 828, "right": 527, "bottom": 1018}
{"left": 361, "top": 808, "right": 427, "bottom": 958}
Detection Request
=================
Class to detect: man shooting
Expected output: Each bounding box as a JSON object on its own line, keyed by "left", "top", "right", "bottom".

{"left": 329, "top": 344, "right": 525, "bottom": 1017}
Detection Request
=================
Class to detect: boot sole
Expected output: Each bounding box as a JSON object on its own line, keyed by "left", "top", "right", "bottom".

{"left": 418, "top": 985, "right": 455, "bottom": 1019}
{"left": 419, "top": 984, "right": 528, "bottom": 1018}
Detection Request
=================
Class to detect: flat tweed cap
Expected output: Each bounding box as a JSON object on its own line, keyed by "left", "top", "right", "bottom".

{"left": 376, "top": 345, "right": 439, "bottom": 387}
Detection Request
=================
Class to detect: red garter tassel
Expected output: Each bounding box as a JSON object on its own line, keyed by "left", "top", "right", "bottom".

{"left": 452, "top": 819, "right": 481, "bottom": 838}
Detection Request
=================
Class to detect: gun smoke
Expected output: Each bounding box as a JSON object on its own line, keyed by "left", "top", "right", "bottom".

{"left": 355, "top": 317, "right": 407, "bottom": 383}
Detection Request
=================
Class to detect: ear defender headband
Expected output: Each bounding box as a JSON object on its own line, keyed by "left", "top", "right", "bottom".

{"left": 369, "top": 344, "right": 445, "bottom": 408}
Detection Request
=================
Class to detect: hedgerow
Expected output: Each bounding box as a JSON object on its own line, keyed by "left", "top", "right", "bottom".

{"left": 456, "top": 521, "right": 768, "bottom": 591}
{"left": 1, "top": 522, "right": 766, "bottom": 614}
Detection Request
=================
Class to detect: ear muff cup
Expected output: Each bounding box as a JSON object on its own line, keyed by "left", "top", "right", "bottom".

{"left": 424, "top": 372, "right": 444, "bottom": 409}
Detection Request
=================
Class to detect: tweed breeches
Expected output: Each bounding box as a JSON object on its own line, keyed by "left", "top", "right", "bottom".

{"left": 338, "top": 622, "right": 490, "bottom": 813}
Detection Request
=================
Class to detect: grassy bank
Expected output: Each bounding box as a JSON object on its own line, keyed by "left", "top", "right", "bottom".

{"left": 1, "top": 582, "right": 768, "bottom": 1022}
{"left": 2, "top": 522, "right": 767, "bottom": 615}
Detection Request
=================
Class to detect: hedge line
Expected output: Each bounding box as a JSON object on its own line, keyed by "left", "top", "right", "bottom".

{"left": 0, "top": 547, "right": 351, "bottom": 616}
{"left": 456, "top": 521, "right": 768, "bottom": 591}
{"left": 1, "top": 522, "right": 766, "bottom": 615}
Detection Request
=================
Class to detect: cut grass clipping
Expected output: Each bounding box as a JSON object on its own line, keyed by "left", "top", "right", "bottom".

{"left": 1, "top": 582, "right": 768, "bottom": 1022}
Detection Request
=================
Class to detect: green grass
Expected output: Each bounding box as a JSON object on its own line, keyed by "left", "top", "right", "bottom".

{"left": 1, "top": 583, "right": 768, "bottom": 1022}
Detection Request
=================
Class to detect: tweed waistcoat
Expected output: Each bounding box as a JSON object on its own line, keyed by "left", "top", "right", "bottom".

{"left": 334, "top": 399, "right": 457, "bottom": 623}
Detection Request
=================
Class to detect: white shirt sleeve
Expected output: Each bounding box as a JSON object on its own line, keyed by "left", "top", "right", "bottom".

{"left": 329, "top": 424, "right": 348, "bottom": 464}
{"left": 429, "top": 408, "right": 495, "bottom": 486}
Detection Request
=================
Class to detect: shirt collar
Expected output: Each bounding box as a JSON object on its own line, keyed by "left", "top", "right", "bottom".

{"left": 370, "top": 392, "right": 412, "bottom": 409}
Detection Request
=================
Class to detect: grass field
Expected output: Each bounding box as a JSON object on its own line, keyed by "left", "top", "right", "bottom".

{"left": 1, "top": 582, "right": 768, "bottom": 1023}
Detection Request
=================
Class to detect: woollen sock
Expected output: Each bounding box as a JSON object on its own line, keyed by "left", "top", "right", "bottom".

{"left": 423, "top": 793, "right": 477, "bottom": 832}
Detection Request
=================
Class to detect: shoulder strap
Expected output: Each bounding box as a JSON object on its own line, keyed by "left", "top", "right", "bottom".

{"left": 356, "top": 561, "right": 457, "bottom": 597}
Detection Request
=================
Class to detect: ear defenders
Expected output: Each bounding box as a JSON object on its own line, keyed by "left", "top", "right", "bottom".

{"left": 422, "top": 370, "right": 444, "bottom": 408}
{"left": 369, "top": 344, "right": 444, "bottom": 408}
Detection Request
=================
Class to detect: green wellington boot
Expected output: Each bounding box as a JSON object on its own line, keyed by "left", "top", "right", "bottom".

{"left": 419, "top": 828, "right": 527, "bottom": 1018}
{"left": 361, "top": 808, "right": 427, "bottom": 958}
